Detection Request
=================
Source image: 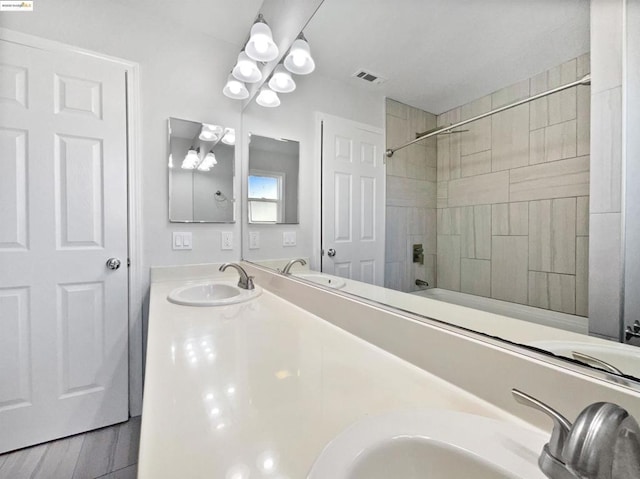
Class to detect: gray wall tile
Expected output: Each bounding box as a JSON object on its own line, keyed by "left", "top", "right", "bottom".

{"left": 491, "top": 236, "right": 529, "bottom": 304}
{"left": 461, "top": 258, "right": 491, "bottom": 297}
{"left": 551, "top": 197, "right": 577, "bottom": 274}
{"left": 492, "top": 203, "right": 509, "bottom": 236}
{"left": 545, "top": 120, "right": 577, "bottom": 163}
{"left": 448, "top": 171, "right": 509, "bottom": 207}
{"left": 509, "top": 156, "right": 589, "bottom": 202}
{"left": 576, "top": 196, "right": 590, "bottom": 236}
{"left": 529, "top": 200, "right": 552, "bottom": 272}
{"left": 474, "top": 205, "right": 492, "bottom": 259}
{"left": 548, "top": 273, "right": 576, "bottom": 314}
{"left": 437, "top": 235, "right": 461, "bottom": 291}
{"left": 491, "top": 104, "right": 530, "bottom": 171}
{"left": 509, "top": 202, "right": 529, "bottom": 236}
{"left": 461, "top": 150, "right": 491, "bottom": 177}
{"left": 548, "top": 59, "right": 577, "bottom": 125}
{"left": 528, "top": 271, "right": 549, "bottom": 309}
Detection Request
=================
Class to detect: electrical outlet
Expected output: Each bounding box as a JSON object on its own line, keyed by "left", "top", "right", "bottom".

{"left": 249, "top": 231, "right": 260, "bottom": 249}
{"left": 173, "top": 232, "right": 192, "bottom": 250}
{"left": 282, "top": 231, "right": 296, "bottom": 246}
{"left": 221, "top": 231, "right": 233, "bottom": 250}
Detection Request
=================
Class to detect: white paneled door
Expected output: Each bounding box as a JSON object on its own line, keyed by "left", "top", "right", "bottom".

{"left": 321, "top": 114, "right": 385, "bottom": 285}
{"left": 0, "top": 39, "right": 129, "bottom": 453}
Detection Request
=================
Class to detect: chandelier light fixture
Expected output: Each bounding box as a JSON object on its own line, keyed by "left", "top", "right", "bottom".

{"left": 223, "top": 74, "right": 249, "bottom": 100}
{"left": 221, "top": 128, "right": 236, "bottom": 145}
{"left": 223, "top": 12, "right": 315, "bottom": 108}
{"left": 268, "top": 64, "right": 296, "bottom": 93}
{"left": 256, "top": 86, "right": 280, "bottom": 107}
{"left": 245, "top": 15, "right": 279, "bottom": 62}
{"left": 283, "top": 33, "right": 315, "bottom": 75}
{"left": 232, "top": 51, "right": 262, "bottom": 83}
{"left": 198, "top": 150, "right": 218, "bottom": 171}
{"left": 181, "top": 147, "right": 200, "bottom": 170}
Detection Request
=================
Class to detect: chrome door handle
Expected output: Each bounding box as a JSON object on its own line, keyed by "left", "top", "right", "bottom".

{"left": 106, "top": 258, "right": 121, "bottom": 270}
{"left": 327, "top": 248, "right": 336, "bottom": 257}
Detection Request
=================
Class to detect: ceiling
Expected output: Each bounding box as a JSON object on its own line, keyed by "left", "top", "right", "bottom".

{"left": 108, "top": 0, "right": 590, "bottom": 114}
{"left": 108, "top": 0, "right": 264, "bottom": 46}
{"left": 305, "top": 0, "right": 590, "bottom": 113}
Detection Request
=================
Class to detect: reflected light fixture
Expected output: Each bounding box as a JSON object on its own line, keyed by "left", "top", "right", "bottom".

{"left": 199, "top": 123, "right": 223, "bottom": 142}
{"left": 284, "top": 33, "right": 315, "bottom": 75}
{"left": 198, "top": 150, "right": 218, "bottom": 171}
{"left": 245, "top": 15, "right": 279, "bottom": 62}
{"left": 223, "top": 74, "right": 249, "bottom": 100}
{"left": 268, "top": 64, "right": 296, "bottom": 93}
{"left": 181, "top": 147, "right": 200, "bottom": 170}
{"left": 221, "top": 128, "right": 236, "bottom": 145}
{"left": 232, "top": 51, "right": 262, "bottom": 83}
{"left": 256, "top": 86, "right": 280, "bottom": 107}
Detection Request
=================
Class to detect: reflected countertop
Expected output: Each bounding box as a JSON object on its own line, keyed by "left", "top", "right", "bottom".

{"left": 138, "top": 274, "right": 538, "bottom": 479}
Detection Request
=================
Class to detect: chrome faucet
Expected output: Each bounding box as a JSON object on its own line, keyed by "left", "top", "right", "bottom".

{"left": 280, "top": 258, "right": 307, "bottom": 275}
{"left": 219, "top": 263, "right": 254, "bottom": 290}
{"left": 512, "top": 389, "right": 640, "bottom": 479}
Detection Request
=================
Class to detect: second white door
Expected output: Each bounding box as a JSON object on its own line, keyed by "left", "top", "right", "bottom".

{"left": 321, "top": 114, "right": 385, "bottom": 285}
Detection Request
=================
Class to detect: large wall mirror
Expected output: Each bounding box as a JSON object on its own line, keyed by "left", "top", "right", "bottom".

{"left": 168, "top": 117, "right": 235, "bottom": 223}
{"left": 241, "top": 1, "right": 640, "bottom": 388}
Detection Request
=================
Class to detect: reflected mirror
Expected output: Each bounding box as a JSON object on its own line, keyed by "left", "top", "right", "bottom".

{"left": 241, "top": 1, "right": 640, "bottom": 385}
{"left": 247, "top": 134, "right": 299, "bottom": 224}
{"left": 168, "top": 117, "right": 235, "bottom": 223}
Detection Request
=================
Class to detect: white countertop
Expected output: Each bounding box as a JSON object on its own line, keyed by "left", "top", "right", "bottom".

{"left": 138, "top": 275, "right": 538, "bottom": 479}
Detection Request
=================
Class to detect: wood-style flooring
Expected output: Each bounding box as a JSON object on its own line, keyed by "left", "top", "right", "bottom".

{"left": 0, "top": 417, "right": 141, "bottom": 479}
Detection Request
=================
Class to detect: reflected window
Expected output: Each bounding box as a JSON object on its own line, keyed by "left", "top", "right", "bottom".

{"left": 248, "top": 171, "right": 284, "bottom": 223}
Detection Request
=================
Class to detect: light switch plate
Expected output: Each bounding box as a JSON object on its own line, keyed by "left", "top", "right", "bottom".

{"left": 249, "top": 231, "right": 260, "bottom": 249}
{"left": 283, "top": 231, "right": 296, "bottom": 247}
{"left": 173, "top": 232, "right": 192, "bottom": 250}
{"left": 221, "top": 231, "right": 233, "bottom": 250}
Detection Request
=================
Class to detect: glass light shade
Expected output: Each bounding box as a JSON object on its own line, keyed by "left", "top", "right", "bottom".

{"left": 245, "top": 22, "right": 279, "bottom": 62}
{"left": 221, "top": 128, "right": 236, "bottom": 145}
{"left": 223, "top": 74, "right": 249, "bottom": 99}
{"left": 268, "top": 65, "right": 296, "bottom": 93}
{"left": 181, "top": 148, "right": 200, "bottom": 169}
{"left": 284, "top": 38, "right": 315, "bottom": 75}
{"left": 232, "top": 52, "right": 262, "bottom": 83}
{"left": 198, "top": 123, "right": 223, "bottom": 142}
{"left": 198, "top": 152, "right": 217, "bottom": 171}
{"left": 256, "top": 86, "right": 280, "bottom": 108}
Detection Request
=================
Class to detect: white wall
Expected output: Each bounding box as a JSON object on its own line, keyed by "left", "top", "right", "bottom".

{"left": 241, "top": 73, "right": 385, "bottom": 270}
{"left": 2, "top": 0, "right": 249, "bottom": 414}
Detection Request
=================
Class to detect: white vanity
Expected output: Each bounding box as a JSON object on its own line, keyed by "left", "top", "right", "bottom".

{"left": 138, "top": 263, "right": 640, "bottom": 479}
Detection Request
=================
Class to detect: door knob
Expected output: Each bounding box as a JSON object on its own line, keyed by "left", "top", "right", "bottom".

{"left": 106, "top": 258, "right": 121, "bottom": 270}
{"left": 327, "top": 248, "right": 336, "bottom": 257}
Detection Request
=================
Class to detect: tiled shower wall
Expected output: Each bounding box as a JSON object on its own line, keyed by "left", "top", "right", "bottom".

{"left": 385, "top": 99, "right": 438, "bottom": 292}
{"left": 436, "top": 53, "right": 590, "bottom": 316}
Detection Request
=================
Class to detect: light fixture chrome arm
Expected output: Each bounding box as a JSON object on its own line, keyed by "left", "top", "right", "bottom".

{"left": 386, "top": 74, "right": 591, "bottom": 158}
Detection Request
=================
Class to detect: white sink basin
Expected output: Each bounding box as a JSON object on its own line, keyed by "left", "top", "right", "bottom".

{"left": 295, "top": 273, "right": 346, "bottom": 289}
{"left": 167, "top": 281, "right": 261, "bottom": 307}
{"left": 308, "top": 410, "right": 546, "bottom": 479}
{"left": 529, "top": 339, "right": 640, "bottom": 378}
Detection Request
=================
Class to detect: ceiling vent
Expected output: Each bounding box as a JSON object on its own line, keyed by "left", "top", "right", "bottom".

{"left": 352, "top": 69, "right": 386, "bottom": 84}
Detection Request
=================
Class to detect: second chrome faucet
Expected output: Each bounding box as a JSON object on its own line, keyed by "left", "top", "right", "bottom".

{"left": 280, "top": 258, "right": 307, "bottom": 275}
{"left": 512, "top": 389, "right": 640, "bottom": 479}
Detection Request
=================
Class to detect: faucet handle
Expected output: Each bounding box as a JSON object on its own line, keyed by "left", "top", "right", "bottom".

{"left": 512, "top": 389, "right": 572, "bottom": 459}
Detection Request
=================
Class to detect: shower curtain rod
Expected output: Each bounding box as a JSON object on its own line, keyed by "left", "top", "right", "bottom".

{"left": 385, "top": 73, "right": 591, "bottom": 158}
